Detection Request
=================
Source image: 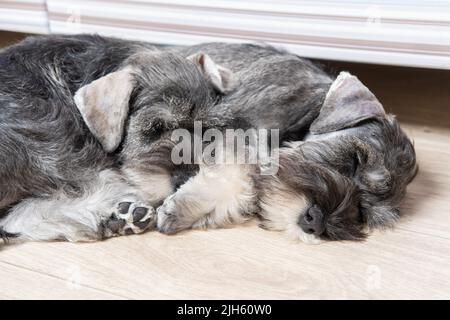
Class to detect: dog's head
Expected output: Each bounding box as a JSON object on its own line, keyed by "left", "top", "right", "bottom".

{"left": 307, "top": 72, "right": 417, "bottom": 232}
{"left": 257, "top": 145, "right": 364, "bottom": 244}
{"left": 261, "top": 121, "right": 417, "bottom": 244}
{"left": 258, "top": 72, "right": 417, "bottom": 243}
{"left": 72, "top": 50, "right": 236, "bottom": 204}
{"left": 259, "top": 72, "right": 394, "bottom": 242}
{"left": 73, "top": 50, "right": 235, "bottom": 153}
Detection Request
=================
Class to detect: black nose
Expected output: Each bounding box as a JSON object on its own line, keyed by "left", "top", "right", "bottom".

{"left": 299, "top": 205, "right": 325, "bottom": 236}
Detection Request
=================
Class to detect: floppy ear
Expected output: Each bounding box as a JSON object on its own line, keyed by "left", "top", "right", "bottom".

{"left": 74, "top": 67, "right": 135, "bottom": 153}
{"left": 188, "top": 52, "right": 236, "bottom": 93}
{"left": 310, "top": 72, "right": 385, "bottom": 134}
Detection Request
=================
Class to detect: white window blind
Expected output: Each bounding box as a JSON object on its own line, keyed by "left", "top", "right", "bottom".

{"left": 0, "top": 0, "right": 49, "bottom": 34}
{"left": 2, "top": 1, "right": 450, "bottom": 69}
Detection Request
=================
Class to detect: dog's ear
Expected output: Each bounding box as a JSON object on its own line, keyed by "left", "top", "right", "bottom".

{"left": 188, "top": 52, "right": 236, "bottom": 93}
{"left": 74, "top": 67, "right": 135, "bottom": 153}
{"left": 310, "top": 72, "right": 385, "bottom": 134}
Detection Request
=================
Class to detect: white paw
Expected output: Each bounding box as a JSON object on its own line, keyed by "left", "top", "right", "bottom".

{"left": 156, "top": 194, "right": 186, "bottom": 234}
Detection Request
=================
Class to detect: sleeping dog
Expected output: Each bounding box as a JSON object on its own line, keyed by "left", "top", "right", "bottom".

{"left": 157, "top": 63, "right": 417, "bottom": 243}
{"left": 0, "top": 35, "right": 417, "bottom": 243}
{"left": 0, "top": 34, "right": 238, "bottom": 241}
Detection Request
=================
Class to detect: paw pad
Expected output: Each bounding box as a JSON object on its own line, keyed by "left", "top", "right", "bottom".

{"left": 132, "top": 207, "right": 148, "bottom": 222}
{"left": 104, "top": 201, "right": 155, "bottom": 237}
{"left": 117, "top": 202, "right": 132, "bottom": 215}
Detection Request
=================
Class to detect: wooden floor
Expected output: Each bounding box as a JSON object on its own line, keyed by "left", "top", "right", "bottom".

{"left": 0, "top": 32, "right": 449, "bottom": 299}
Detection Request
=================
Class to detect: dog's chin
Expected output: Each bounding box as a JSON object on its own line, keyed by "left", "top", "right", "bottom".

{"left": 259, "top": 213, "right": 323, "bottom": 245}
{"left": 260, "top": 221, "right": 323, "bottom": 245}
{"left": 287, "top": 224, "right": 324, "bottom": 245}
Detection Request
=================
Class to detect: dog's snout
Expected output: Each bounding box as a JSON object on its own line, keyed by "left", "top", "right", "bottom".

{"left": 299, "top": 205, "right": 325, "bottom": 236}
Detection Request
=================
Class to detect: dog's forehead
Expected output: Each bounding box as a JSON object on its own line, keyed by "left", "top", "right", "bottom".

{"left": 130, "top": 51, "right": 213, "bottom": 100}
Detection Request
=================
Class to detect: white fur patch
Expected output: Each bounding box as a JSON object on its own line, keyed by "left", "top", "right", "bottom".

{"left": 157, "top": 162, "right": 257, "bottom": 232}
{"left": 0, "top": 169, "right": 137, "bottom": 242}
{"left": 194, "top": 162, "right": 256, "bottom": 228}
{"left": 123, "top": 167, "right": 173, "bottom": 206}
{"left": 259, "top": 180, "right": 322, "bottom": 245}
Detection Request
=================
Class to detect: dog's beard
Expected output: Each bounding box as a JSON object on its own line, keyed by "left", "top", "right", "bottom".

{"left": 255, "top": 147, "right": 366, "bottom": 243}
{"left": 256, "top": 175, "right": 319, "bottom": 244}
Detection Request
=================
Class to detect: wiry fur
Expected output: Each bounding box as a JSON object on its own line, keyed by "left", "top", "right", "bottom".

{"left": 155, "top": 57, "right": 417, "bottom": 242}
{"left": 157, "top": 144, "right": 257, "bottom": 234}
{"left": 172, "top": 43, "right": 332, "bottom": 141}
{"left": 0, "top": 34, "right": 417, "bottom": 244}
{"left": 303, "top": 116, "right": 418, "bottom": 229}
{"left": 157, "top": 114, "right": 417, "bottom": 243}
{"left": 256, "top": 146, "right": 363, "bottom": 242}
{"left": 0, "top": 34, "right": 227, "bottom": 242}
{"left": 157, "top": 159, "right": 257, "bottom": 234}
{"left": 1, "top": 169, "right": 141, "bottom": 242}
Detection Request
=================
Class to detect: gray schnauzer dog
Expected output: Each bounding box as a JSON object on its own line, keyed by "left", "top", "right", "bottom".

{"left": 0, "top": 35, "right": 417, "bottom": 244}
{"left": 0, "top": 34, "right": 238, "bottom": 242}
{"left": 155, "top": 44, "right": 418, "bottom": 243}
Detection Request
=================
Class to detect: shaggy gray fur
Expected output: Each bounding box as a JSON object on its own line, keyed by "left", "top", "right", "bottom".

{"left": 157, "top": 44, "right": 417, "bottom": 241}
{"left": 0, "top": 34, "right": 417, "bottom": 243}
{"left": 0, "top": 34, "right": 225, "bottom": 240}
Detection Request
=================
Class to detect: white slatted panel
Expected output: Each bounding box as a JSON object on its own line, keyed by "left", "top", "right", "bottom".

{"left": 0, "top": 0, "right": 49, "bottom": 34}
{"left": 3, "top": 0, "right": 450, "bottom": 69}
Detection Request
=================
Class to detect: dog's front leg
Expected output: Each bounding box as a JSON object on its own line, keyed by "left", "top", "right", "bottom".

{"left": 0, "top": 169, "right": 156, "bottom": 242}
{"left": 156, "top": 162, "right": 257, "bottom": 234}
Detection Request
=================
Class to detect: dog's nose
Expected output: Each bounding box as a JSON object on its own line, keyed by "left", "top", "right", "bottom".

{"left": 299, "top": 205, "right": 326, "bottom": 236}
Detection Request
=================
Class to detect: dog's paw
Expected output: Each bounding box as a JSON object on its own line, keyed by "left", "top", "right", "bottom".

{"left": 156, "top": 194, "right": 187, "bottom": 235}
{"left": 103, "top": 202, "right": 156, "bottom": 237}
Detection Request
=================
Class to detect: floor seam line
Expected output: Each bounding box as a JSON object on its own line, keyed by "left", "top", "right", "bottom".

{"left": 0, "top": 260, "right": 130, "bottom": 299}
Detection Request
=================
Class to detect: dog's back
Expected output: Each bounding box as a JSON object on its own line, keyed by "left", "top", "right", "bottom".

{"left": 173, "top": 43, "right": 333, "bottom": 140}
